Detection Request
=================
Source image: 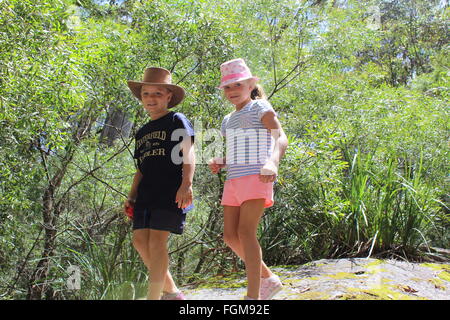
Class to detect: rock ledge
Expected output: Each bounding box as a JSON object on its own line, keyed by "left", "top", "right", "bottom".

{"left": 182, "top": 258, "right": 450, "bottom": 300}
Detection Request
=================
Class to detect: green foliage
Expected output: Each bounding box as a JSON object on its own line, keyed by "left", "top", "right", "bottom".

{"left": 0, "top": 0, "right": 448, "bottom": 299}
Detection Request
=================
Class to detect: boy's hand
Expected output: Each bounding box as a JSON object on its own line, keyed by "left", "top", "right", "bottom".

{"left": 176, "top": 184, "right": 193, "bottom": 209}
{"left": 259, "top": 160, "right": 278, "bottom": 183}
{"left": 124, "top": 199, "right": 135, "bottom": 219}
{"left": 208, "top": 157, "right": 225, "bottom": 174}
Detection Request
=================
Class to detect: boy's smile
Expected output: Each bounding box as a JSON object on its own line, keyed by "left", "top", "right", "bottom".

{"left": 141, "top": 85, "right": 173, "bottom": 119}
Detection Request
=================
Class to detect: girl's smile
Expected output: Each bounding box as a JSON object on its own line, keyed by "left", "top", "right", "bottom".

{"left": 223, "top": 81, "right": 254, "bottom": 110}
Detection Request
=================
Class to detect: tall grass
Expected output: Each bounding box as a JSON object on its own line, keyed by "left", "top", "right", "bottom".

{"left": 65, "top": 221, "right": 147, "bottom": 300}
{"left": 339, "top": 149, "right": 441, "bottom": 256}
{"left": 261, "top": 136, "right": 445, "bottom": 264}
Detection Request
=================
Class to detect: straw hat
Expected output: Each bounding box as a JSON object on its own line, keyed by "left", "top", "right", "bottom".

{"left": 127, "top": 67, "right": 185, "bottom": 108}
{"left": 218, "top": 58, "right": 259, "bottom": 89}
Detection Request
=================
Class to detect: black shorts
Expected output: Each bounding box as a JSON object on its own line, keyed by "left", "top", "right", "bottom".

{"left": 132, "top": 207, "right": 187, "bottom": 235}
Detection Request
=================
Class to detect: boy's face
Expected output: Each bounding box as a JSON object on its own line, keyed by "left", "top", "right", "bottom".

{"left": 141, "top": 85, "right": 173, "bottom": 115}
{"left": 222, "top": 80, "right": 253, "bottom": 108}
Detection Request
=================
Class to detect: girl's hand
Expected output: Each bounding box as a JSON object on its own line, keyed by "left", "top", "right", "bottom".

{"left": 176, "top": 184, "right": 193, "bottom": 209}
{"left": 259, "top": 160, "right": 278, "bottom": 183}
{"left": 208, "top": 157, "right": 225, "bottom": 174}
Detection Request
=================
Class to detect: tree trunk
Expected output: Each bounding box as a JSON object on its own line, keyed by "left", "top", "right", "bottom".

{"left": 27, "top": 153, "right": 73, "bottom": 299}
{"left": 100, "top": 107, "right": 132, "bottom": 147}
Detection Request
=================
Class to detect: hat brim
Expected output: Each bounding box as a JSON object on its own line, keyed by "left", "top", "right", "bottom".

{"left": 217, "top": 76, "right": 259, "bottom": 89}
{"left": 127, "top": 81, "right": 185, "bottom": 108}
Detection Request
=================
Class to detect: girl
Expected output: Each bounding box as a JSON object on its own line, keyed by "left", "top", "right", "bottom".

{"left": 208, "top": 58, "right": 288, "bottom": 300}
{"left": 125, "top": 67, "right": 195, "bottom": 300}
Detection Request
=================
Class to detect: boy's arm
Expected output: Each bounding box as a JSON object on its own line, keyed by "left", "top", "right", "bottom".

{"left": 124, "top": 169, "right": 143, "bottom": 213}
{"left": 181, "top": 137, "right": 195, "bottom": 186}
{"left": 260, "top": 112, "right": 288, "bottom": 182}
{"left": 128, "top": 169, "right": 143, "bottom": 201}
{"left": 176, "top": 137, "right": 195, "bottom": 209}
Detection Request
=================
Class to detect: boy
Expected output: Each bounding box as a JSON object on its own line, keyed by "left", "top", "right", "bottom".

{"left": 124, "top": 67, "right": 195, "bottom": 300}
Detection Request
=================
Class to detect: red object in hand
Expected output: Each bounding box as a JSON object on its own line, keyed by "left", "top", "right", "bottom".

{"left": 125, "top": 205, "right": 134, "bottom": 219}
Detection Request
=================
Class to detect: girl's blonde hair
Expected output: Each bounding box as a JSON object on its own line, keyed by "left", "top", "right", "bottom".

{"left": 251, "top": 83, "right": 266, "bottom": 100}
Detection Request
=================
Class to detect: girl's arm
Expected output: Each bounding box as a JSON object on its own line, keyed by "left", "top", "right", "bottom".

{"left": 208, "top": 157, "right": 226, "bottom": 174}
{"left": 176, "top": 137, "right": 195, "bottom": 209}
{"left": 260, "top": 112, "right": 288, "bottom": 183}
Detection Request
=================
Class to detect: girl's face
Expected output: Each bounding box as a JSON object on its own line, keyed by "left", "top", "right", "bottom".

{"left": 141, "top": 85, "right": 172, "bottom": 116}
{"left": 223, "top": 80, "right": 254, "bottom": 109}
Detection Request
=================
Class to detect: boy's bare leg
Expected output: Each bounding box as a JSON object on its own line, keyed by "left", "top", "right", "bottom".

{"left": 147, "top": 229, "right": 170, "bottom": 300}
{"left": 132, "top": 229, "right": 178, "bottom": 294}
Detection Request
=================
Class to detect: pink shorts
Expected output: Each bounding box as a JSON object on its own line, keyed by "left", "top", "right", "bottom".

{"left": 221, "top": 174, "right": 274, "bottom": 208}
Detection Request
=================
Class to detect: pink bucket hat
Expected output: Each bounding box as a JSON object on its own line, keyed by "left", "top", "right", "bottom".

{"left": 218, "top": 58, "right": 259, "bottom": 89}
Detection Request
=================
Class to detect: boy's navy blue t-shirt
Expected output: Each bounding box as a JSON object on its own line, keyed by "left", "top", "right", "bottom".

{"left": 133, "top": 111, "right": 194, "bottom": 212}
